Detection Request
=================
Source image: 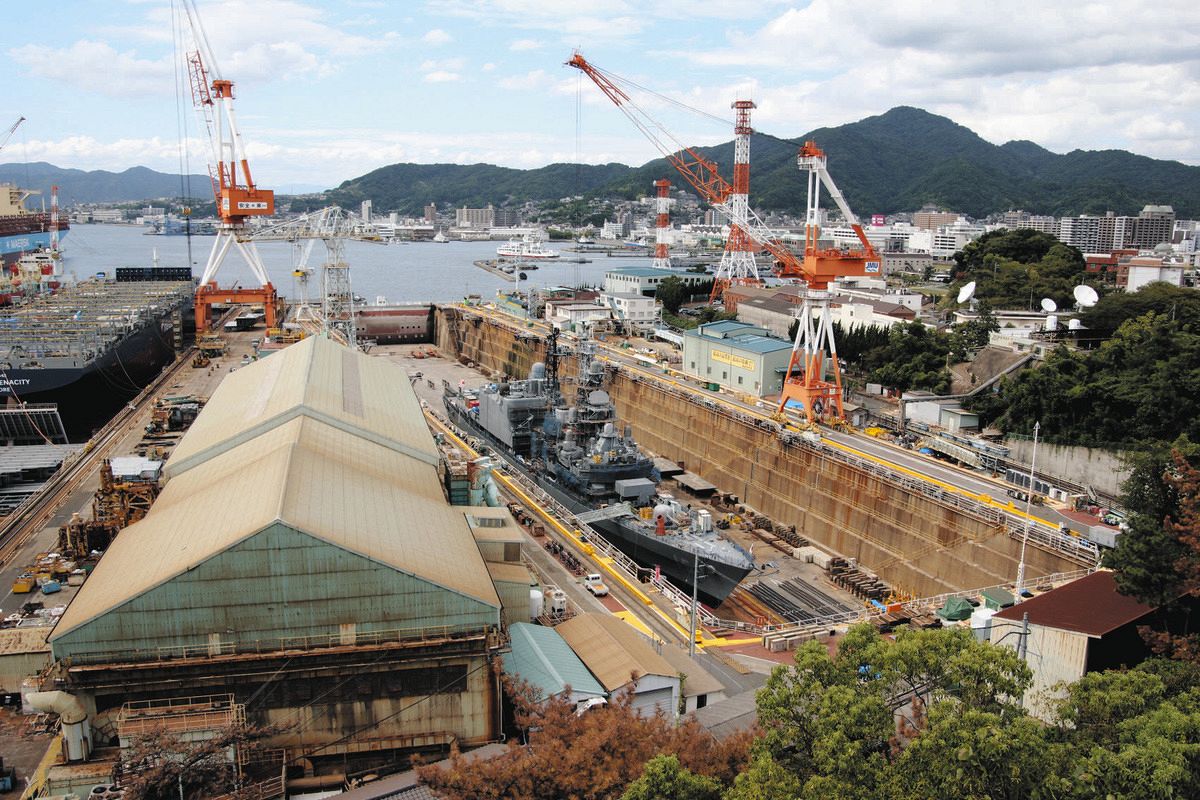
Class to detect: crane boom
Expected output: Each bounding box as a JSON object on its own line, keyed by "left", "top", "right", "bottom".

{"left": 179, "top": 0, "right": 278, "bottom": 332}
{"left": 0, "top": 117, "right": 25, "bottom": 153}
{"left": 568, "top": 52, "right": 868, "bottom": 425}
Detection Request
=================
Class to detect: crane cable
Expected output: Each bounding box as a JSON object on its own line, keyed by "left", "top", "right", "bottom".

{"left": 170, "top": 0, "right": 195, "bottom": 270}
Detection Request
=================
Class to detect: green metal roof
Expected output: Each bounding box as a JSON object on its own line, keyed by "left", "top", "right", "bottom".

{"left": 503, "top": 623, "right": 606, "bottom": 701}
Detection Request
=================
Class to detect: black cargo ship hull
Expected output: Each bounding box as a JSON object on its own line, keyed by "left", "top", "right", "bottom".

{"left": 0, "top": 319, "right": 178, "bottom": 440}
{"left": 446, "top": 398, "right": 751, "bottom": 606}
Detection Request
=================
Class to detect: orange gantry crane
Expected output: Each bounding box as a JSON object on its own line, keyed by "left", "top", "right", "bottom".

{"left": 181, "top": 0, "right": 279, "bottom": 331}
{"left": 567, "top": 54, "right": 878, "bottom": 424}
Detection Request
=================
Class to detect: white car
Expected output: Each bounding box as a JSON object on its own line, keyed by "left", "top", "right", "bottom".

{"left": 583, "top": 573, "right": 609, "bottom": 597}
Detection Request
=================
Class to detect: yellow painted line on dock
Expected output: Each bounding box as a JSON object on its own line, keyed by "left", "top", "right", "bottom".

{"left": 698, "top": 636, "right": 764, "bottom": 648}
{"left": 613, "top": 611, "right": 661, "bottom": 641}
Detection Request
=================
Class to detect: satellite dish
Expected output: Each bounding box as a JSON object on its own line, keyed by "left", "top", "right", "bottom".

{"left": 956, "top": 281, "right": 977, "bottom": 304}
{"left": 1072, "top": 285, "right": 1099, "bottom": 308}
{"left": 1040, "top": 298, "right": 1057, "bottom": 313}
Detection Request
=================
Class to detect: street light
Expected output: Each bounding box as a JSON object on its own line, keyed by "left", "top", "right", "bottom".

{"left": 690, "top": 553, "right": 715, "bottom": 657}
{"left": 1015, "top": 421, "right": 1040, "bottom": 601}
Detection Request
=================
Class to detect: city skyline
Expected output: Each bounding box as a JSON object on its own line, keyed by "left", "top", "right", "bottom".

{"left": 5, "top": 0, "right": 1199, "bottom": 191}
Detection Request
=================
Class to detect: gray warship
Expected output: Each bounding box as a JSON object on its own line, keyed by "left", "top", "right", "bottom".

{"left": 445, "top": 331, "right": 754, "bottom": 606}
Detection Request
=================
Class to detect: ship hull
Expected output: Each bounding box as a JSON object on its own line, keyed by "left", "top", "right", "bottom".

{"left": 0, "top": 318, "right": 178, "bottom": 439}
{"left": 1, "top": 230, "right": 69, "bottom": 267}
{"left": 445, "top": 397, "right": 750, "bottom": 606}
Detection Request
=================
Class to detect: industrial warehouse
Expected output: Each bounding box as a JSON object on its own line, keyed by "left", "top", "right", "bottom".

{"left": 36, "top": 336, "right": 517, "bottom": 788}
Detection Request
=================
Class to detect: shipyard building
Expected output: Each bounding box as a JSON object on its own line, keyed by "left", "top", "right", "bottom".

{"left": 682, "top": 320, "right": 793, "bottom": 397}
{"left": 42, "top": 336, "right": 518, "bottom": 783}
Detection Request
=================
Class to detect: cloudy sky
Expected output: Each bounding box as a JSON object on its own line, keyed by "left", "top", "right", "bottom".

{"left": 5, "top": 0, "right": 1198, "bottom": 192}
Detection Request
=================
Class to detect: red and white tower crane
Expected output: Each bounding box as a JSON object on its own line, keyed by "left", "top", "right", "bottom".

{"left": 181, "top": 0, "right": 279, "bottom": 331}
{"left": 568, "top": 53, "right": 874, "bottom": 425}
{"left": 713, "top": 100, "right": 759, "bottom": 300}
{"left": 652, "top": 179, "right": 672, "bottom": 269}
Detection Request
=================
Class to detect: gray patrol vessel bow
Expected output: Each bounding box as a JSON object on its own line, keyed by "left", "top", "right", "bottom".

{"left": 445, "top": 330, "right": 754, "bottom": 606}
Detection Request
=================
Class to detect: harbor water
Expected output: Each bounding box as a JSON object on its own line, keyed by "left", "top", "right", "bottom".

{"left": 62, "top": 225, "right": 659, "bottom": 304}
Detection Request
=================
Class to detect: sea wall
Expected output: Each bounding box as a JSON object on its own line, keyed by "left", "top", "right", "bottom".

{"left": 434, "top": 307, "right": 1078, "bottom": 597}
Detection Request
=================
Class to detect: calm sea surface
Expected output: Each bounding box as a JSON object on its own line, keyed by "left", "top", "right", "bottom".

{"left": 61, "top": 224, "right": 657, "bottom": 304}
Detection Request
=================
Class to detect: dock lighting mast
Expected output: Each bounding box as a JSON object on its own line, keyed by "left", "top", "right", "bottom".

{"left": 568, "top": 52, "right": 871, "bottom": 424}
{"left": 652, "top": 179, "right": 672, "bottom": 270}
{"left": 49, "top": 185, "right": 60, "bottom": 254}
{"left": 713, "top": 100, "right": 759, "bottom": 301}
{"left": 181, "top": 0, "right": 278, "bottom": 332}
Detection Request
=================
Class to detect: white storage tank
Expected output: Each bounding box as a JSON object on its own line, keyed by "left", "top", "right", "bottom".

{"left": 529, "top": 588, "right": 544, "bottom": 622}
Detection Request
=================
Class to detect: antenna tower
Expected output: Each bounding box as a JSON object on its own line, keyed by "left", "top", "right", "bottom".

{"left": 652, "top": 179, "right": 672, "bottom": 269}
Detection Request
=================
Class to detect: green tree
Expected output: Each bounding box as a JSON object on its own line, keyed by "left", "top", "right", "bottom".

{"left": 967, "top": 313, "right": 1200, "bottom": 446}
{"left": 1081, "top": 281, "right": 1200, "bottom": 340}
{"left": 620, "top": 755, "right": 721, "bottom": 800}
{"left": 887, "top": 706, "right": 1053, "bottom": 800}
{"left": 655, "top": 276, "right": 688, "bottom": 314}
{"left": 863, "top": 321, "right": 952, "bottom": 394}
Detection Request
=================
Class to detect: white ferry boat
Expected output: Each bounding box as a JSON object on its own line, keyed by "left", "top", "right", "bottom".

{"left": 497, "top": 236, "right": 560, "bottom": 260}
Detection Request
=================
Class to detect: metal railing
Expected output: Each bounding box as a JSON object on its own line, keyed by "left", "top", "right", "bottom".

{"left": 63, "top": 623, "right": 494, "bottom": 666}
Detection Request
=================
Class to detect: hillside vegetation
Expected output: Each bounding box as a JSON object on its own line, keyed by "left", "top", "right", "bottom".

{"left": 331, "top": 106, "right": 1200, "bottom": 218}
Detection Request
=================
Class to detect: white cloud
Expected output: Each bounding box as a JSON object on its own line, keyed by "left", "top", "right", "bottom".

{"left": 510, "top": 38, "right": 542, "bottom": 51}
{"left": 423, "top": 71, "right": 461, "bottom": 83}
{"left": 498, "top": 69, "right": 552, "bottom": 91}
{"left": 655, "top": 0, "right": 1200, "bottom": 164}
{"left": 420, "top": 58, "right": 466, "bottom": 72}
{"left": 422, "top": 28, "right": 452, "bottom": 45}
{"left": 9, "top": 41, "right": 172, "bottom": 97}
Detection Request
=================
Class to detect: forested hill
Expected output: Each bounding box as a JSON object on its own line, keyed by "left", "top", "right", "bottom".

{"left": 331, "top": 106, "right": 1200, "bottom": 218}
{"left": 0, "top": 162, "right": 210, "bottom": 205}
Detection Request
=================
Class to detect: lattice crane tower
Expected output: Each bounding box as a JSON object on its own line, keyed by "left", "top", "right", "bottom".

{"left": 713, "top": 100, "right": 758, "bottom": 299}
{"left": 652, "top": 179, "right": 672, "bottom": 269}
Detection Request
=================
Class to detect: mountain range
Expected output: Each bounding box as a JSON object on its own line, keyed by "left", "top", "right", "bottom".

{"left": 0, "top": 162, "right": 212, "bottom": 206}
{"left": 329, "top": 107, "right": 1200, "bottom": 219}
{"left": 5, "top": 107, "right": 1199, "bottom": 218}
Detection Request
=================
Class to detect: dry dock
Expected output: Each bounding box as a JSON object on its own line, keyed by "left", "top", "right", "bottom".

{"left": 433, "top": 304, "right": 1088, "bottom": 601}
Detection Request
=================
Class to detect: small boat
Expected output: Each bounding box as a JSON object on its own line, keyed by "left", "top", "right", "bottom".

{"left": 432, "top": 231, "right": 449, "bottom": 243}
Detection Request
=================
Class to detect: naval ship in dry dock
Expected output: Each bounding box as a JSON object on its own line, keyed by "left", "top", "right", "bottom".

{"left": 0, "top": 271, "right": 194, "bottom": 438}
{"left": 445, "top": 331, "right": 754, "bottom": 606}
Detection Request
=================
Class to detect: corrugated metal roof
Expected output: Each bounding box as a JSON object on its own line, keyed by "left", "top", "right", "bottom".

{"left": 993, "top": 570, "right": 1156, "bottom": 637}
{"left": 486, "top": 562, "right": 536, "bottom": 585}
{"left": 0, "top": 626, "right": 51, "bottom": 654}
{"left": 166, "top": 336, "right": 438, "bottom": 478}
{"left": 52, "top": 415, "right": 500, "bottom": 641}
{"left": 555, "top": 613, "right": 675, "bottom": 691}
{"left": 504, "top": 622, "right": 606, "bottom": 701}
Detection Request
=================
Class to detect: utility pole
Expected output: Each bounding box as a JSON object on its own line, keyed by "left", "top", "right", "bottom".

{"left": 1015, "top": 421, "right": 1040, "bottom": 600}
{"left": 689, "top": 553, "right": 714, "bottom": 657}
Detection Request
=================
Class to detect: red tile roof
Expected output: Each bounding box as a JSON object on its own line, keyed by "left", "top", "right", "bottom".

{"left": 993, "top": 571, "right": 1156, "bottom": 637}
